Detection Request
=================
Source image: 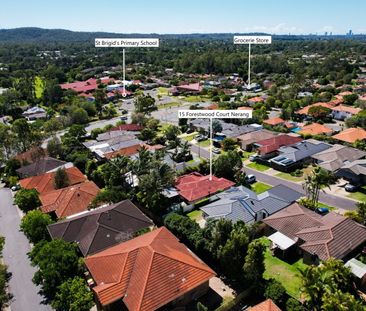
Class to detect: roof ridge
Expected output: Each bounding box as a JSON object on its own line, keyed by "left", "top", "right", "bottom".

{"left": 113, "top": 208, "right": 152, "bottom": 224}
{"left": 57, "top": 187, "right": 80, "bottom": 217}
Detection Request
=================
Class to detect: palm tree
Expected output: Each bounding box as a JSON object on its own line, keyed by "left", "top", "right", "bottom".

{"left": 302, "top": 167, "right": 338, "bottom": 207}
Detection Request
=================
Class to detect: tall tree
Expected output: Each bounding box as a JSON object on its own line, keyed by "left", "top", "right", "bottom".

{"left": 52, "top": 277, "right": 94, "bottom": 311}
{"left": 243, "top": 239, "right": 265, "bottom": 284}
{"left": 14, "top": 189, "right": 41, "bottom": 213}
{"left": 20, "top": 210, "right": 54, "bottom": 244}
{"left": 54, "top": 168, "right": 70, "bottom": 189}
{"left": 134, "top": 95, "right": 157, "bottom": 115}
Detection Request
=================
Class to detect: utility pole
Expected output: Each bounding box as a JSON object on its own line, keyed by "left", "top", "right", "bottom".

{"left": 248, "top": 43, "right": 251, "bottom": 87}
{"left": 209, "top": 117, "right": 213, "bottom": 181}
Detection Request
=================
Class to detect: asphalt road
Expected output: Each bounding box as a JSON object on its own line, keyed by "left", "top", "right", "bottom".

{"left": 0, "top": 187, "right": 52, "bottom": 311}
{"left": 244, "top": 166, "right": 357, "bottom": 211}
{"left": 189, "top": 145, "right": 357, "bottom": 211}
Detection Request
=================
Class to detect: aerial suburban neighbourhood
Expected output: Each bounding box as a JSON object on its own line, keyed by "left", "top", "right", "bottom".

{"left": 0, "top": 1, "right": 366, "bottom": 311}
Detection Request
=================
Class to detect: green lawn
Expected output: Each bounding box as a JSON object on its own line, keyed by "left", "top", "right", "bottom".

{"left": 347, "top": 187, "right": 366, "bottom": 201}
{"left": 158, "top": 102, "right": 180, "bottom": 109}
{"left": 157, "top": 87, "right": 169, "bottom": 96}
{"left": 187, "top": 210, "right": 203, "bottom": 221}
{"left": 184, "top": 95, "right": 209, "bottom": 102}
{"left": 276, "top": 172, "right": 303, "bottom": 182}
{"left": 181, "top": 133, "right": 197, "bottom": 142}
{"left": 251, "top": 182, "right": 272, "bottom": 194}
{"left": 247, "top": 162, "right": 270, "bottom": 172}
{"left": 34, "top": 76, "right": 44, "bottom": 99}
{"left": 241, "top": 151, "right": 255, "bottom": 160}
{"left": 261, "top": 238, "right": 306, "bottom": 299}
{"left": 198, "top": 139, "right": 211, "bottom": 147}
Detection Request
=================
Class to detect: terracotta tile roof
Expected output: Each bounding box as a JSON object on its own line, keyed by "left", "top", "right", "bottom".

{"left": 110, "top": 124, "right": 143, "bottom": 132}
{"left": 85, "top": 227, "right": 215, "bottom": 310}
{"left": 237, "top": 106, "right": 253, "bottom": 111}
{"left": 331, "top": 104, "right": 361, "bottom": 115}
{"left": 175, "top": 172, "right": 235, "bottom": 202}
{"left": 104, "top": 144, "right": 143, "bottom": 159}
{"left": 60, "top": 77, "right": 114, "bottom": 93}
{"left": 19, "top": 167, "right": 86, "bottom": 194}
{"left": 47, "top": 199, "right": 153, "bottom": 256}
{"left": 264, "top": 203, "right": 366, "bottom": 260}
{"left": 297, "top": 102, "right": 333, "bottom": 115}
{"left": 332, "top": 128, "right": 366, "bottom": 143}
{"left": 298, "top": 123, "right": 333, "bottom": 136}
{"left": 263, "top": 117, "right": 285, "bottom": 126}
{"left": 248, "top": 96, "right": 264, "bottom": 103}
{"left": 40, "top": 181, "right": 100, "bottom": 218}
{"left": 250, "top": 299, "right": 282, "bottom": 311}
{"left": 176, "top": 82, "right": 202, "bottom": 92}
{"left": 237, "top": 130, "right": 277, "bottom": 147}
{"left": 256, "top": 135, "right": 303, "bottom": 155}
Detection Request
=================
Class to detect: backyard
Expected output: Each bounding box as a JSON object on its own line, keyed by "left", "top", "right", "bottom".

{"left": 261, "top": 238, "right": 306, "bottom": 300}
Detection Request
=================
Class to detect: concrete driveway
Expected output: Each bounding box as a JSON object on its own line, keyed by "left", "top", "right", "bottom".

{"left": 0, "top": 187, "right": 52, "bottom": 311}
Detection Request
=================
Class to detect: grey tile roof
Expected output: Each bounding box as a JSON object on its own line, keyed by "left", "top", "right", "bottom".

{"left": 200, "top": 185, "right": 300, "bottom": 224}
{"left": 16, "top": 157, "right": 68, "bottom": 178}
{"left": 47, "top": 200, "right": 153, "bottom": 256}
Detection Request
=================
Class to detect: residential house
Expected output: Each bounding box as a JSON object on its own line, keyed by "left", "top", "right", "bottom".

{"left": 296, "top": 102, "right": 333, "bottom": 116}
{"left": 110, "top": 124, "right": 143, "bottom": 132}
{"left": 200, "top": 185, "right": 302, "bottom": 225}
{"left": 263, "top": 203, "right": 366, "bottom": 264}
{"left": 19, "top": 166, "right": 86, "bottom": 194}
{"left": 311, "top": 144, "right": 366, "bottom": 172}
{"left": 84, "top": 227, "right": 216, "bottom": 311}
{"left": 22, "top": 106, "right": 47, "bottom": 121}
{"left": 14, "top": 146, "right": 46, "bottom": 164}
{"left": 249, "top": 299, "right": 281, "bottom": 311}
{"left": 269, "top": 139, "right": 332, "bottom": 172}
{"left": 237, "top": 129, "right": 277, "bottom": 151}
{"left": 175, "top": 172, "right": 235, "bottom": 203}
{"left": 247, "top": 96, "right": 264, "bottom": 106}
{"left": 331, "top": 105, "right": 362, "bottom": 120}
{"left": 40, "top": 181, "right": 100, "bottom": 218}
{"left": 60, "top": 77, "right": 114, "bottom": 94}
{"left": 332, "top": 128, "right": 366, "bottom": 144}
{"left": 336, "top": 160, "right": 366, "bottom": 185}
{"left": 171, "top": 82, "right": 202, "bottom": 95}
{"left": 253, "top": 135, "right": 303, "bottom": 159}
{"left": 47, "top": 200, "right": 154, "bottom": 256}
{"left": 263, "top": 117, "right": 295, "bottom": 129}
{"left": 190, "top": 119, "right": 261, "bottom": 138}
{"left": 298, "top": 123, "right": 333, "bottom": 136}
{"left": 16, "top": 157, "right": 73, "bottom": 178}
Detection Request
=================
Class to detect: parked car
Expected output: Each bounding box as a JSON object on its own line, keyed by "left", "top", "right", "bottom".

{"left": 120, "top": 116, "right": 128, "bottom": 121}
{"left": 315, "top": 207, "right": 329, "bottom": 215}
{"left": 11, "top": 184, "right": 20, "bottom": 191}
{"left": 249, "top": 154, "right": 259, "bottom": 162}
{"left": 212, "top": 147, "right": 221, "bottom": 154}
{"left": 245, "top": 174, "right": 256, "bottom": 184}
{"left": 195, "top": 135, "right": 207, "bottom": 142}
{"left": 345, "top": 183, "right": 359, "bottom": 192}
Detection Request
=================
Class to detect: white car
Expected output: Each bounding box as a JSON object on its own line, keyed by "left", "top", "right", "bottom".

{"left": 245, "top": 174, "right": 256, "bottom": 184}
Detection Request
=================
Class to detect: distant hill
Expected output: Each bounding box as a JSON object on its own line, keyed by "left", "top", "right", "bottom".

{"left": 0, "top": 27, "right": 365, "bottom": 43}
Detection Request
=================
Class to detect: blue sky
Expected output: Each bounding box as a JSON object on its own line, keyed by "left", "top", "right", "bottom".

{"left": 1, "top": 0, "right": 365, "bottom": 34}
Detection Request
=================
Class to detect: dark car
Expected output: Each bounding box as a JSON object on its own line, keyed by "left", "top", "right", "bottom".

{"left": 315, "top": 207, "right": 329, "bottom": 215}
{"left": 345, "top": 183, "right": 359, "bottom": 192}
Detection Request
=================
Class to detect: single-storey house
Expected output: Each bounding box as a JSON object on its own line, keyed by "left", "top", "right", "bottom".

{"left": 298, "top": 123, "right": 333, "bottom": 136}
{"left": 331, "top": 105, "right": 362, "bottom": 120}
{"left": 332, "top": 128, "right": 366, "bottom": 144}
{"left": 40, "top": 181, "right": 100, "bottom": 219}
{"left": 175, "top": 172, "right": 235, "bottom": 203}
{"left": 84, "top": 227, "right": 216, "bottom": 311}
{"left": 253, "top": 135, "right": 303, "bottom": 159}
{"left": 22, "top": 106, "right": 47, "bottom": 121}
{"left": 237, "top": 129, "right": 277, "bottom": 151}
{"left": 264, "top": 203, "right": 366, "bottom": 264}
{"left": 19, "top": 166, "right": 86, "bottom": 194}
{"left": 16, "top": 157, "right": 73, "bottom": 178}
{"left": 47, "top": 199, "right": 154, "bottom": 256}
{"left": 200, "top": 185, "right": 302, "bottom": 225}
{"left": 336, "top": 159, "right": 366, "bottom": 185}
{"left": 311, "top": 144, "right": 366, "bottom": 172}
{"left": 269, "top": 139, "right": 332, "bottom": 172}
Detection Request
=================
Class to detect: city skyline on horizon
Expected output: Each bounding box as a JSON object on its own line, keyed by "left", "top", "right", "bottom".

{"left": 1, "top": 0, "right": 365, "bottom": 35}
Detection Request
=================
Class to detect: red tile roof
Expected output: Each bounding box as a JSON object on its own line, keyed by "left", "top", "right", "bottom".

{"left": 332, "top": 128, "right": 366, "bottom": 143}
{"left": 263, "top": 117, "right": 285, "bottom": 126}
{"left": 14, "top": 146, "right": 47, "bottom": 164}
{"left": 176, "top": 82, "right": 202, "bottom": 92}
{"left": 110, "top": 124, "right": 143, "bottom": 132}
{"left": 298, "top": 123, "right": 333, "bottom": 136}
{"left": 331, "top": 104, "right": 361, "bottom": 115}
{"left": 85, "top": 227, "right": 215, "bottom": 310}
{"left": 175, "top": 172, "right": 235, "bottom": 202}
{"left": 256, "top": 135, "right": 303, "bottom": 155}
{"left": 297, "top": 102, "right": 333, "bottom": 115}
{"left": 250, "top": 299, "right": 282, "bottom": 311}
{"left": 19, "top": 167, "right": 86, "bottom": 194}
{"left": 248, "top": 96, "right": 264, "bottom": 103}
{"left": 40, "top": 181, "right": 100, "bottom": 218}
{"left": 60, "top": 77, "right": 114, "bottom": 93}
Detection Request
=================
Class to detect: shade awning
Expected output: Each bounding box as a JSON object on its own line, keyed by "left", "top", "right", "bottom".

{"left": 268, "top": 231, "right": 296, "bottom": 250}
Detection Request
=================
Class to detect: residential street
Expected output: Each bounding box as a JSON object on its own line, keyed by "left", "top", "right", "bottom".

{"left": 244, "top": 167, "right": 357, "bottom": 211}
{"left": 190, "top": 146, "right": 357, "bottom": 211}
{"left": 0, "top": 187, "right": 52, "bottom": 311}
